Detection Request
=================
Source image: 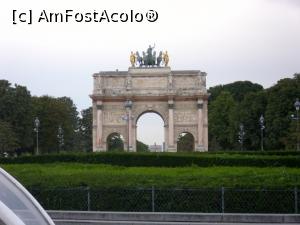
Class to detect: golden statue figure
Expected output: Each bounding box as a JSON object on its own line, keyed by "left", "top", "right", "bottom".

{"left": 163, "top": 51, "right": 169, "bottom": 67}
{"left": 130, "top": 51, "right": 136, "bottom": 67}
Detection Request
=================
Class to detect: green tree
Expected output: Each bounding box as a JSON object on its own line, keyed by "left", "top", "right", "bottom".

{"left": 107, "top": 133, "right": 124, "bottom": 151}
{"left": 238, "top": 91, "right": 267, "bottom": 150}
{"left": 209, "top": 91, "right": 237, "bottom": 150}
{"left": 0, "top": 80, "right": 33, "bottom": 151}
{"left": 57, "top": 97, "right": 79, "bottom": 151}
{"left": 0, "top": 120, "right": 19, "bottom": 155}
{"left": 32, "top": 96, "right": 79, "bottom": 153}
{"left": 78, "top": 107, "right": 93, "bottom": 152}
{"left": 136, "top": 140, "right": 149, "bottom": 152}
{"left": 177, "top": 132, "right": 194, "bottom": 152}
{"left": 285, "top": 120, "right": 300, "bottom": 150}
{"left": 264, "top": 74, "right": 300, "bottom": 150}
{"left": 209, "top": 81, "right": 263, "bottom": 102}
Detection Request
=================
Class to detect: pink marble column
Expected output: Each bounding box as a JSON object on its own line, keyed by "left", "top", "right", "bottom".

{"left": 132, "top": 124, "right": 137, "bottom": 152}
{"left": 96, "top": 101, "right": 103, "bottom": 149}
{"left": 168, "top": 100, "right": 175, "bottom": 149}
{"left": 203, "top": 100, "right": 208, "bottom": 150}
{"left": 164, "top": 125, "right": 168, "bottom": 152}
{"left": 128, "top": 108, "right": 133, "bottom": 151}
{"left": 197, "top": 99, "right": 204, "bottom": 147}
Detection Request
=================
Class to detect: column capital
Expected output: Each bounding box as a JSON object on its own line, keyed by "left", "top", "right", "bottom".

{"left": 168, "top": 99, "right": 174, "bottom": 109}
{"left": 197, "top": 99, "right": 203, "bottom": 109}
{"left": 96, "top": 104, "right": 103, "bottom": 110}
{"left": 96, "top": 100, "right": 103, "bottom": 110}
{"left": 124, "top": 99, "right": 133, "bottom": 109}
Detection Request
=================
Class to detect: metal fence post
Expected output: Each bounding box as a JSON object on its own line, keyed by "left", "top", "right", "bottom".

{"left": 221, "top": 187, "right": 225, "bottom": 213}
{"left": 152, "top": 186, "right": 155, "bottom": 212}
{"left": 87, "top": 187, "right": 91, "bottom": 211}
{"left": 295, "top": 187, "right": 298, "bottom": 214}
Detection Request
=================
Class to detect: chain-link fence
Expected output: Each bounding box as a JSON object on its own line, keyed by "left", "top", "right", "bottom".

{"left": 29, "top": 187, "right": 299, "bottom": 213}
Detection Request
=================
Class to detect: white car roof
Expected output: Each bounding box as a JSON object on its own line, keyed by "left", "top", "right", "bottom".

{"left": 0, "top": 167, "right": 55, "bottom": 225}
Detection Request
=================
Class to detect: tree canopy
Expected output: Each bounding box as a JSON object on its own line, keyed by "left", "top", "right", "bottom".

{"left": 107, "top": 133, "right": 124, "bottom": 151}
{"left": 0, "top": 80, "right": 33, "bottom": 151}
{"left": 0, "top": 120, "right": 19, "bottom": 155}
{"left": 31, "top": 96, "right": 79, "bottom": 153}
{"left": 136, "top": 140, "right": 149, "bottom": 152}
{"left": 208, "top": 75, "right": 300, "bottom": 151}
{"left": 177, "top": 132, "right": 194, "bottom": 152}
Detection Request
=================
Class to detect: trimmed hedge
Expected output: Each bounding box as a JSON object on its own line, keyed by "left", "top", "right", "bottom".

{"left": 1, "top": 152, "right": 300, "bottom": 168}
{"left": 207, "top": 150, "right": 300, "bottom": 156}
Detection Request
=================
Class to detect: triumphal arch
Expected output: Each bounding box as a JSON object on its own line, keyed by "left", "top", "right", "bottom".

{"left": 90, "top": 46, "right": 208, "bottom": 152}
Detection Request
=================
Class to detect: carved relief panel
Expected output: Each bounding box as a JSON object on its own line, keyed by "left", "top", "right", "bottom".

{"left": 104, "top": 77, "right": 126, "bottom": 88}
{"left": 103, "top": 111, "right": 126, "bottom": 125}
{"left": 174, "top": 101, "right": 197, "bottom": 124}
{"left": 103, "top": 103, "right": 126, "bottom": 125}
{"left": 132, "top": 77, "right": 168, "bottom": 89}
{"left": 173, "top": 76, "right": 198, "bottom": 89}
{"left": 174, "top": 111, "right": 197, "bottom": 124}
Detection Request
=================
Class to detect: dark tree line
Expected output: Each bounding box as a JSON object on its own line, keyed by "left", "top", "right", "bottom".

{"left": 208, "top": 74, "right": 300, "bottom": 150}
{"left": 0, "top": 80, "right": 33, "bottom": 154}
{"left": 0, "top": 74, "right": 299, "bottom": 155}
{"left": 0, "top": 80, "right": 92, "bottom": 155}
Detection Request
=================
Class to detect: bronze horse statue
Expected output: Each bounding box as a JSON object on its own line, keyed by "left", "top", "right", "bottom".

{"left": 136, "top": 51, "right": 143, "bottom": 67}
{"left": 157, "top": 51, "right": 163, "bottom": 67}
{"left": 134, "top": 45, "right": 163, "bottom": 67}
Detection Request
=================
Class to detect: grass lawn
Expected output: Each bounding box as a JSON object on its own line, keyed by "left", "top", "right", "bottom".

{"left": 2, "top": 163, "right": 300, "bottom": 189}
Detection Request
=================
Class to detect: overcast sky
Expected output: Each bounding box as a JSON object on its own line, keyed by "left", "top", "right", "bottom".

{"left": 1, "top": 0, "right": 300, "bottom": 146}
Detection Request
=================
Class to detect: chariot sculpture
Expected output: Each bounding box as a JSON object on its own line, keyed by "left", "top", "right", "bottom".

{"left": 130, "top": 45, "right": 169, "bottom": 67}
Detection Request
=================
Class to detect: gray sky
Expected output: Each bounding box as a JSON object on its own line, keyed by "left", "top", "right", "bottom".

{"left": 1, "top": 0, "right": 300, "bottom": 145}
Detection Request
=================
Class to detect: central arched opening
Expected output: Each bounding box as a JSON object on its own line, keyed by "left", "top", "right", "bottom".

{"left": 177, "top": 132, "right": 195, "bottom": 152}
{"left": 107, "top": 133, "right": 124, "bottom": 152}
{"left": 136, "top": 112, "right": 165, "bottom": 152}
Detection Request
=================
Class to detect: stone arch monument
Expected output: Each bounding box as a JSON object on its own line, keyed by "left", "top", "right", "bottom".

{"left": 90, "top": 50, "right": 208, "bottom": 152}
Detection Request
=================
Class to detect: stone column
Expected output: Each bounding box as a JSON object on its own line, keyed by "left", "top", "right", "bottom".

{"left": 124, "top": 100, "right": 134, "bottom": 152}
{"left": 196, "top": 99, "right": 204, "bottom": 151}
{"left": 132, "top": 124, "right": 137, "bottom": 152}
{"left": 128, "top": 108, "right": 133, "bottom": 151}
{"left": 164, "top": 125, "right": 168, "bottom": 152}
{"left": 203, "top": 100, "right": 208, "bottom": 151}
{"left": 168, "top": 99, "right": 175, "bottom": 151}
{"left": 92, "top": 103, "right": 97, "bottom": 152}
{"left": 96, "top": 101, "right": 104, "bottom": 151}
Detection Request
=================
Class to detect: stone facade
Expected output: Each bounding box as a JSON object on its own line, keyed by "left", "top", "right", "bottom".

{"left": 90, "top": 67, "right": 209, "bottom": 152}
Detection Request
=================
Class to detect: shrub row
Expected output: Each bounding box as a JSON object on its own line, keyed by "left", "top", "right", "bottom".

{"left": 1, "top": 152, "right": 300, "bottom": 168}
{"left": 208, "top": 150, "right": 300, "bottom": 156}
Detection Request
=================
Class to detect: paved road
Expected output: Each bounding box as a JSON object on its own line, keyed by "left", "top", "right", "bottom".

{"left": 49, "top": 211, "right": 300, "bottom": 225}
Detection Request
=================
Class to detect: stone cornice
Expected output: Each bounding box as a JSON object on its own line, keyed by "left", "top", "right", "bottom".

{"left": 90, "top": 93, "right": 210, "bottom": 102}
{"left": 93, "top": 68, "right": 206, "bottom": 77}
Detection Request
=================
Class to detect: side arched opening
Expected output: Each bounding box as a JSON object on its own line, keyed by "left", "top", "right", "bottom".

{"left": 177, "top": 132, "right": 195, "bottom": 152}
{"left": 106, "top": 133, "right": 124, "bottom": 152}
